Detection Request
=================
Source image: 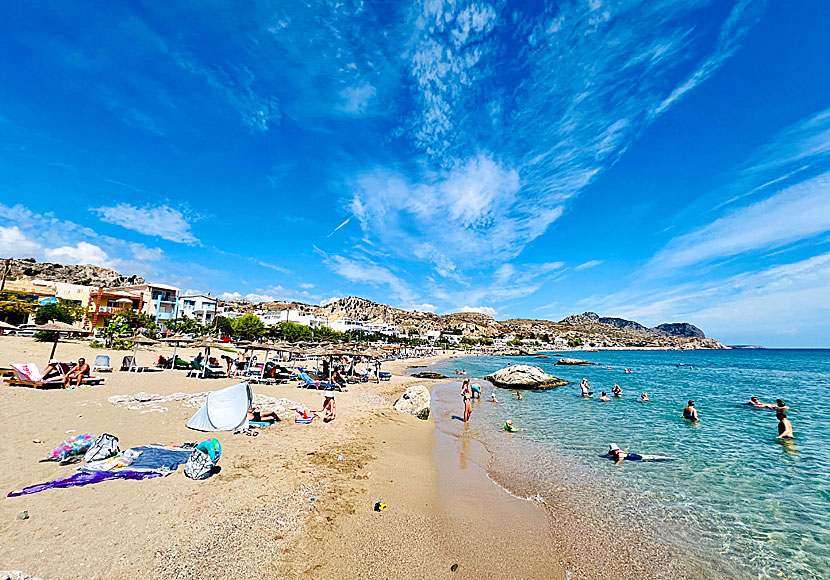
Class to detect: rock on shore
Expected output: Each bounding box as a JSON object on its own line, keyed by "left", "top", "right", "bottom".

{"left": 485, "top": 365, "right": 567, "bottom": 389}
{"left": 393, "top": 385, "right": 431, "bottom": 420}
{"left": 555, "top": 358, "right": 592, "bottom": 366}
{"left": 411, "top": 371, "right": 447, "bottom": 379}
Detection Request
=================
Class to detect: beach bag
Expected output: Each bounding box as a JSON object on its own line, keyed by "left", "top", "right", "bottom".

{"left": 183, "top": 449, "right": 215, "bottom": 480}
{"left": 84, "top": 433, "right": 120, "bottom": 462}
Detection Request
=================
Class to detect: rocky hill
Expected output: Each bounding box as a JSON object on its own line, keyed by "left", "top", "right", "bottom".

{"left": 650, "top": 322, "right": 705, "bottom": 338}
{"left": 1, "top": 258, "right": 144, "bottom": 287}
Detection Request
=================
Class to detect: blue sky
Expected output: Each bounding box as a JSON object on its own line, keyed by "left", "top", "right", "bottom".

{"left": 1, "top": 0, "right": 829, "bottom": 347}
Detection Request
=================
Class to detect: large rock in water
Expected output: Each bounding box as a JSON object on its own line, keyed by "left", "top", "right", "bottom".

{"left": 394, "top": 385, "right": 431, "bottom": 420}
{"left": 555, "top": 358, "right": 592, "bottom": 366}
{"left": 485, "top": 365, "right": 567, "bottom": 389}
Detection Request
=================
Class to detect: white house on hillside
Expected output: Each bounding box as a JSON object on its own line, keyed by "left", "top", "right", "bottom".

{"left": 176, "top": 294, "right": 218, "bottom": 325}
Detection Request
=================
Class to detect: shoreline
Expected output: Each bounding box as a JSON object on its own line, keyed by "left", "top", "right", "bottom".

{"left": 0, "top": 338, "right": 732, "bottom": 579}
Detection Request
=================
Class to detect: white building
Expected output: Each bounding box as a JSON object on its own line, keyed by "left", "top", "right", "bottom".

{"left": 255, "top": 309, "right": 328, "bottom": 328}
{"left": 176, "top": 294, "right": 218, "bottom": 325}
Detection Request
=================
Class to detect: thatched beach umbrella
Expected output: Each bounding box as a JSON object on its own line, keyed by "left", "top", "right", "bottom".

{"left": 28, "top": 321, "right": 82, "bottom": 361}
{"left": 159, "top": 335, "right": 194, "bottom": 368}
{"left": 128, "top": 334, "right": 158, "bottom": 371}
{"left": 191, "top": 337, "right": 228, "bottom": 377}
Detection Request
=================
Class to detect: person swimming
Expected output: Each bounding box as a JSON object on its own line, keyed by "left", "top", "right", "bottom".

{"left": 514, "top": 391, "right": 523, "bottom": 400}
{"left": 598, "top": 391, "right": 610, "bottom": 401}
{"left": 749, "top": 396, "right": 768, "bottom": 408}
{"left": 607, "top": 444, "right": 673, "bottom": 463}
{"left": 683, "top": 400, "right": 699, "bottom": 421}
{"left": 640, "top": 392, "right": 649, "bottom": 401}
{"left": 490, "top": 392, "right": 500, "bottom": 403}
{"left": 504, "top": 420, "right": 518, "bottom": 433}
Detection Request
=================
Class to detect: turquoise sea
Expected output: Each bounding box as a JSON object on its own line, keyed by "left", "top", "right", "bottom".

{"left": 427, "top": 349, "right": 830, "bottom": 579}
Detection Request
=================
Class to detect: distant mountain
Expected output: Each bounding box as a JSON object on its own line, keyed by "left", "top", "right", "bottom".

{"left": 560, "top": 311, "right": 706, "bottom": 339}
{"left": 650, "top": 322, "right": 705, "bottom": 338}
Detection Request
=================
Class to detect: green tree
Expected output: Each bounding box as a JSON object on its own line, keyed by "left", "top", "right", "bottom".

{"left": 215, "top": 316, "right": 235, "bottom": 337}
{"left": 567, "top": 337, "right": 583, "bottom": 347}
{"left": 274, "top": 321, "right": 313, "bottom": 343}
{"left": 167, "top": 316, "right": 206, "bottom": 336}
{"left": 34, "top": 301, "right": 84, "bottom": 341}
{"left": 101, "top": 314, "right": 134, "bottom": 349}
{"left": 0, "top": 292, "right": 37, "bottom": 323}
{"left": 232, "top": 314, "right": 266, "bottom": 341}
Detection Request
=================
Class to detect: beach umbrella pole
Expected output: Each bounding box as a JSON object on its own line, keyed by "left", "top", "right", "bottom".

{"left": 49, "top": 332, "right": 59, "bottom": 361}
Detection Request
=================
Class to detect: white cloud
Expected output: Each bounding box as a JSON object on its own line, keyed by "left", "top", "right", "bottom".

{"left": 251, "top": 259, "right": 291, "bottom": 274}
{"left": 575, "top": 260, "right": 603, "bottom": 270}
{"left": 93, "top": 204, "right": 199, "bottom": 244}
{"left": 45, "top": 242, "right": 113, "bottom": 267}
{"left": 459, "top": 305, "right": 497, "bottom": 316}
{"left": 412, "top": 303, "right": 436, "bottom": 312}
{"left": 299, "top": 283, "right": 315, "bottom": 289}
{"left": 323, "top": 254, "right": 415, "bottom": 302}
{"left": 648, "top": 173, "right": 830, "bottom": 272}
{"left": 651, "top": 0, "right": 762, "bottom": 117}
{"left": 0, "top": 226, "right": 42, "bottom": 257}
{"left": 320, "top": 296, "right": 342, "bottom": 306}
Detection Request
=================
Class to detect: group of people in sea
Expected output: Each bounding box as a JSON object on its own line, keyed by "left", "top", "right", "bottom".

{"left": 461, "top": 366, "right": 796, "bottom": 464}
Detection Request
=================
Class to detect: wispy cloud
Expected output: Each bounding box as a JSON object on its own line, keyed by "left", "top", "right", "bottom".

{"left": 575, "top": 260, "right": 603, "bottom": 271}
{"left": 322, "top": 253, "right": 416, "bottom": 302}
{"left": 92, "top": 203, "right": 200, "bottom": 245}
{"left": 326, "top": 218, "right": 351, "bottom": 238}
{"left": 648, "top": 173, "right": 830, "bottom": 272}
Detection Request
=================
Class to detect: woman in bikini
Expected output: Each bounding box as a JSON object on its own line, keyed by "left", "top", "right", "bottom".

{"left": 461, "top": 379, "right": 473, "bottom": 423}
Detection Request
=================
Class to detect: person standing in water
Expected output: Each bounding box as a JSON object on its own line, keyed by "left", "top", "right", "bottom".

{"left": 640, "top": 392, "right": 649, "bottom": 401}
{"left": 598, "top": 391, "right": 611, "bottom": 401}
{"left": 514, "top": 391, "right": 523, "bottom": 400}
{"left": 683, "top": 400, "right": 699, "bottom": 421}
{"left": 776, "top": 410, "right": 794, "bottom": 439}
{"left": 461, "top": 379, "right": 473, "bottom": 422}
{"left": 612, "top": 383, "right": 622, "bottom": 397}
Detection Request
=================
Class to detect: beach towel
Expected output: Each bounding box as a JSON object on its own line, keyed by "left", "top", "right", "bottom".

{"left": 8, "top": 471, "right": 162, "bottom": 497}
{"left": 248, "top": 421, "right": 274, "bottom": 429}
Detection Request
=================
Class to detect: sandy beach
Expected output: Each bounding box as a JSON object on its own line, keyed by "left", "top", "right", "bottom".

{"left": 0, "top": 336, "right": 565, "bottom": 579}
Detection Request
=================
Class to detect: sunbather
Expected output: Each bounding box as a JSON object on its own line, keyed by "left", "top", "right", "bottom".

{"left": 248, "top": 407, "right": 281, "bottom": 422}
{"left": 41, "top": 359, "right": 64, "bottom": 380}
{"left": 63, "top": 358, "right": 90, "bottom": 388}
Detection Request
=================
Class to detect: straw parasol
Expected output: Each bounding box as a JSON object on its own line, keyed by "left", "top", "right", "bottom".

{"left": 28, "top": 321, "right": 83, "bottom": 360}
{"left": 127, "top": 334, "right": 158, "bottom": 371}
{"left": 158, "top": 335, "right": 194, "bottom": 368}
{"left": 191, "top": 337, "right": 228, "bottom": 377}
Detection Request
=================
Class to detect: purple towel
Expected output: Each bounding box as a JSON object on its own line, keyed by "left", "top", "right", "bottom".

{"left": 8, "top": 470, "right": 162, "bottom": 497}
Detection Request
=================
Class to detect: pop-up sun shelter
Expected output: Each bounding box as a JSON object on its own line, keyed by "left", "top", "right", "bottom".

{"left": 186, "top": 381, "right": 253, "bottom": 432}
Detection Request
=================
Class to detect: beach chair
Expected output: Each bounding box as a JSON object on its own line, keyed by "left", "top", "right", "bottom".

{"left": 5, "top": 363, "right": 103, "bottom": 389}
{"left": 92, "top": 355, "right": 113, "bottom": 373}
{"left": 186, "top": 360, "right": 227, "bottom": 379}
{"left": 296, "top": 371, "right": 343, "bottom": 391}
{"left": 378, "top": 371, "right": 391, "bottom": 381}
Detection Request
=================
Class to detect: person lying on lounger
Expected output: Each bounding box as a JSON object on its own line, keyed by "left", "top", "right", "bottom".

{"left": 41, "top": 359, "right": 65, "bottom": 380}
{"left": 63, "top": 358, "right": 90, "bottom": 388}
{"left": 248, "top": 407, "right": 281, "bottom": 422}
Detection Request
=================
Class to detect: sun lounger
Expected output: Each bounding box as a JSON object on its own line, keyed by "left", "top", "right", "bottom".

{"left": 186, "top": 361, "right": 227, "bottom": 379}
{"left": 92, "top": 355, "right": 113, "bottom": 373}
{"left": 5, "top": 363, "right": 103, "bottom": 389}
{"left": 296, "top": 371, "right": 344, "bottom": 391}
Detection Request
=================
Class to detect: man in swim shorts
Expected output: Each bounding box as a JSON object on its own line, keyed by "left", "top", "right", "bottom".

{"left": 683, "top": 400, "right": 699, "bottom": 421}
{"left": 776, "top": 410, "right": 793, "bottom": 439}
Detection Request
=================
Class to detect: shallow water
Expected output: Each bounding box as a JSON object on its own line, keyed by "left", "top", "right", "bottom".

{"left": 428, "top": 350, "right": 830, "bottom": 579}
